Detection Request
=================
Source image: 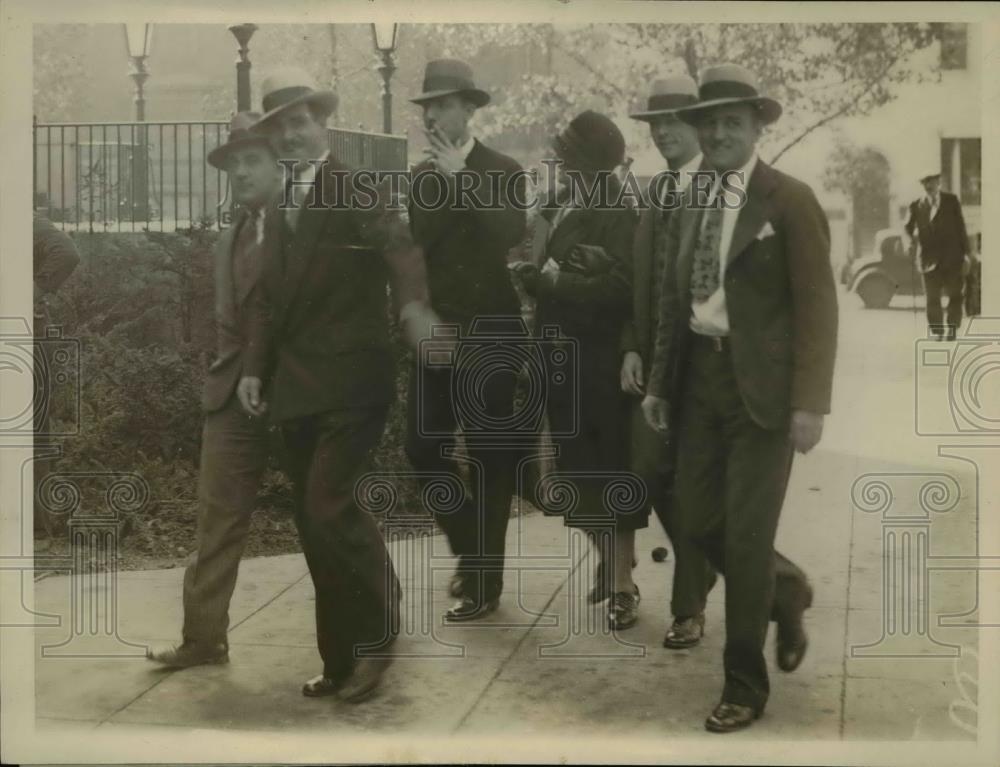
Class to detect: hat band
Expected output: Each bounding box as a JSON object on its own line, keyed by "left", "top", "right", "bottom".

{"left": 225, "top": 128, "right": 266, "bottom": 145}
{"left": 699, "top": 80, "right": 760, "bottom": 102}
{"left": 646, "top": 93, "right": 698, "bottom": 113}
{"left": 421, "top": 74, "right": 478, "bottom": 95}
{"left": 262, "top": 85, "right": 315, "bottom": 114}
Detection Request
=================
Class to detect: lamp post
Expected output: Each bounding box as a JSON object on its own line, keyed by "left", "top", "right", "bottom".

{"left": 229, "top": 23, "right": 258, "bottom": 113}
{"left": 372, "top": 23, "right": 399, "bottom": 134}
{"left": 123, "top": 23, "right": 153, "bottom": 220}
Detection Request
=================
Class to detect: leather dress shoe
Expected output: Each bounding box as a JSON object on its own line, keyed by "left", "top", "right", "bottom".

{"left": 663, "top": 613, "right": 705, "bottom": 649}
{"left": 607, "top": 586, "right": 640, "bottom": 630}
{"left": 146, "top": 641, "right": 228, "bottom": 669}
{"left": 776, "top": 582, "right": 813, "bottom": 672}
{"left": 302, "top": 673, "right": 346, "bottom": 698}
{"left": 705, "top": 701, "right": 760, "bottom": 733}
{"left": 337, "top": 656, "right": 393, "bottom": 704}
{"left": 587, "top": 557, "right": 639, "bottom": 604}
{"left": 445, "top": 595, "right": 499, "bottom": 622}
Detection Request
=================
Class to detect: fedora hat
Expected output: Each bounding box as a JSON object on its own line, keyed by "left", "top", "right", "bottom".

{"left": 629, "top": 75, "right": 700, "bottom": 121}
{"left": 919, "top": 167, "right": 942, "bottom": 182}
{"left": 553, "top": 110, "right": 626, "bottom": 173}
{"left": 680, "top": 63, "right": 782, "bottom": 126}
{"left": 410, "top": 58, "right": 490, "bottom": 108}
{"left": 252, "top": 67, "right": 338, "bottom": 130}
{"left": 207, "top": 111, "right": 272, "bottom": 170}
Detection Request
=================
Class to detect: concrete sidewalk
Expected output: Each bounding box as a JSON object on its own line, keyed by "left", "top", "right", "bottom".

{"left": 33, "top": 450, "right": 978, "bottom": 741}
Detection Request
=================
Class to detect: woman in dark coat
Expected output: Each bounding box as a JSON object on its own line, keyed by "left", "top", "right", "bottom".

{"left": 511, "top": 110, "right": 645, "bottom": 629}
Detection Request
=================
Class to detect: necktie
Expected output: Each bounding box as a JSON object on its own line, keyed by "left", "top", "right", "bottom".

{"left": 231, "top": 209, "right": 261, "bottom": 303}
{"left": 689, "top": 193, "right": 724, "bottom": 303}
{"left": 659, "top": 171, "right": 679, "bottom": 224}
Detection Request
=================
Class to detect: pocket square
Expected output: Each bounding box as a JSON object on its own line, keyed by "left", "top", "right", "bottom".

{"left": 755, "top": 221, "right": 776, "bottom": 240}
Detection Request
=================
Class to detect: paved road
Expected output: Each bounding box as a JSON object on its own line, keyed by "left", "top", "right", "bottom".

{"left": 28, "top": 291, "right": 986, "bottom": 754}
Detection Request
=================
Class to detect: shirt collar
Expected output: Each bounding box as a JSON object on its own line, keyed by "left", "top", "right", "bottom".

{"left": 459, "top": 136, "right": 476, "bottom": 162}
{"left": 297, "top": 150, "right": 331, "bottom": 181}
{"left": 672, "top": 152, "right": 703, "bottom": 194}
{"left": 734, "top": 151, "right": 759, "bottom": 188}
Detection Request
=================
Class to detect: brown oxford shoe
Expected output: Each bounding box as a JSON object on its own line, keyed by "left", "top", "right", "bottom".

{"left": 445, "top": 594, "right": 500, "bottom": 622}
{"left": 705, "top": 701, "right": 760, "bottom": 733}
{"left": 776, "top": 582, "right": 813, "bottom": 672}
{"left": 337, "top": 656, "right": 393, "bottom": 704}
{"left": 146, "top": 641, "right": 228, "bottom": 669}
{"left": 607, "top": 586, "right": 640, "bottom": 631}
{"left": 302, "top": 674, "right": 346, "bottom": 698}
{"left": 662, "top": 613, "right": 705, "bottom": 649}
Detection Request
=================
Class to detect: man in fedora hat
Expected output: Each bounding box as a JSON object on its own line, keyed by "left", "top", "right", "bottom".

{"left": 148, "top": 112, "right": 282, "bottom": 669}
{"left": 623, "top": 75, "right": 717, "bottom": 647}
{"left": 903, "top": 167, "right": 971, "bottom": 341}
{"left": 404, "top": 58, "right": 529, "bottom": 622}
{"left": 642, "top": 63, "right": 838, "bottom": 732}
{"left": 239, "top": 68, "right": 438, "bottom": 702}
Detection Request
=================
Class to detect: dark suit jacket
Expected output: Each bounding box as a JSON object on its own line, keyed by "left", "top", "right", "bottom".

{"left": 245, "top": 157, "right": 429, "bottom": 423}
{"left": 201, "top": 208, "right": 267, "bottom": 412}
{"left": 621, "top": 203, "right": 673, "bottom": 363}
{"left": 647, "top": 160, "right": 838, "bottom": 429}
{"left": 530, "top": 196, "right": 634, "bottom": 339}
{"left": 903, "top": 191, "right": 969, "bottom": 273}
{"left": 409, "top": 139, "right": 525, "bottom": 322}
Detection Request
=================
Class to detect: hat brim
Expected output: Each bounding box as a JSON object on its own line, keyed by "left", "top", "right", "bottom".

{"left": 251, "top": 90, "right": 339, "bottom": 132}
{"left": 679, "top": 96, "right": 782, "bottom": 126}
{"left": 919, "top": 173, "right": 942, "bottom": 182}
{"left": 409, "top": 88, "right": 491, "bottom": 108}
{"left": 629, "top": 105, "right": 700, "bottom": 122}
{"left": 207, "top": 135, "right": 273, "bottom": 170}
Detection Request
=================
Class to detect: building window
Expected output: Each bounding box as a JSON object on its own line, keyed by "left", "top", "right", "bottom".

{"left": 938, "top": 23, "right": 968, "bottom": 70}
{"left": 940, "top": 138, "right": 981, "bottom": 206}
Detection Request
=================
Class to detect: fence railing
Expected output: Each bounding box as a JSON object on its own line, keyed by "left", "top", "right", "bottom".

{"left": 33, "top": 120, "right": 408, "bottom": 233}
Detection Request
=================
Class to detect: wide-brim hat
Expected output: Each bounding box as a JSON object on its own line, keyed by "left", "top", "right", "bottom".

{"left": 679, "top": 63, "right": 782, "bottom": 126}
{"left": 552, "top": 109, "right": 626, "bottom": 173}
{"left": 409, "top": 58, "right": 490, "bottom": 108}
{"left": 629, "top": 75, "right": 700, "bottom": 121}
{"left": 252, "top": 67, "right": 338, "bottom": 130}
{"left": 207, "top": 111, "right": 272, "bottom": 170}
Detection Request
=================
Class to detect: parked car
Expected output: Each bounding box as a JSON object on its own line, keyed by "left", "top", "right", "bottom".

{"left": 847, "top": 228, "right": 923, "bottom": 309}
{"left": 848, "top": 227, "right": 983, "bottom": 309}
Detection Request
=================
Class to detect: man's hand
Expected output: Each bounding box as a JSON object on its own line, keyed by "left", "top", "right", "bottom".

{"left": 641, "top": 394, "right": 669, "bottom": 434}
{"left": 423, "top": 126, "right": 467, "bottom": 175}
{"left": 400, "top": 301, "right": 446, "bottom": 355}
{"left": 790, "top": 409, "right": 824, "bottom": 454}
{"left": 620, "top": 351, "right": 644, "bottom": 396}
{"left": 509, "top": 261, "right": 541, "bottom": 295}
{"left": 237, "top": 376, "right": 267, "bottom": 417}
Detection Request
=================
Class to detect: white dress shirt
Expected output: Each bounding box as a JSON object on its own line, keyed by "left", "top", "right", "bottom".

{"left": 287, "top": 150, "right": 331, "bottom": 229}
{"left": 666, "top": 152, "right": 703, "bottom": 201}
{"left": 690, "top": 152, "right": 759, "bottom": 337}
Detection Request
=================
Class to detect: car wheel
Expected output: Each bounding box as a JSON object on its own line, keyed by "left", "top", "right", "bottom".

{"left": 856, "top": 272, "right": 895, "bottom": 309}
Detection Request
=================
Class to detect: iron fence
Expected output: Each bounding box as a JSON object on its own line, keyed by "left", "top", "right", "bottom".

{"left": 32, "top": 119, "right": 408, "bottom": 233}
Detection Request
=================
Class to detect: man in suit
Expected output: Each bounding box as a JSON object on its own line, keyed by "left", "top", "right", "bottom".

{"left": 622, "top": 76, "right": 717, "bottom": 646}
{"left": 238, "top": 68, "right": 438, "bottom": 703}
{"left": 33, "top": 212, "right": 81, "bottom": 537}
{"left": 148, "top": 112, "right": 282, "bottom": 669}
{"left": 405, "top": 59, "right": 528, "bottom": 622}
{"left": 642, "top": 64, "right": 838, "bottom": 732}
{"left": 903, "top": 170, "right": 970, "bottom": 341}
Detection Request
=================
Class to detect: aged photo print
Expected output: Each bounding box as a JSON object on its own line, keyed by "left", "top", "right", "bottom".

{"left": 1, "top": 1, "right": 998, "bottom": 764}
